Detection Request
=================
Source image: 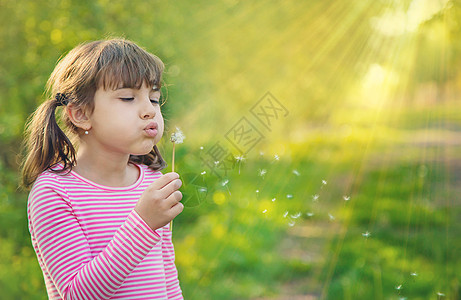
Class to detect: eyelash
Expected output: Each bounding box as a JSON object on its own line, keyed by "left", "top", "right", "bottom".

{"left": 120, "top": 97, "right": 160, "bottom": 105}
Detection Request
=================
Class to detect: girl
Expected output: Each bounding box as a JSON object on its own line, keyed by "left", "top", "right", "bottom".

{"left": 21, "top": 38, "right": 184, "bottom": 300}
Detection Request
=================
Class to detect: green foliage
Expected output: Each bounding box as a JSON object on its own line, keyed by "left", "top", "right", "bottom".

{"left": 1, "top": 0, "right": 461, "bottom": 299}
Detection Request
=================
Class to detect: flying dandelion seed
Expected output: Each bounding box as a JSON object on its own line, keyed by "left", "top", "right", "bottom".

{"left": 201, "top": 171, "right": 206, "bottom": 175}
{"left": 399, "top": 297, "right": 407, "bottom": 300}
{"left": 328, "top": 213, "right": 335, "bottom": 221}
{"left": 283, "top": 211, "right": 289, "bottom": 218}
{"left": 274, "top": 154, "right": 280, "bottom": 161}
{"left": 234, "top": 155, "right": 245, "bottom": 174}
{"left": 362, "top": 231, "right": 371, "bottom": 238}
{"left": 307, "top": 212, "right": 314, "bottom": 217}
{"left": 198, "top": 187, "right": 207, "bottom": 193}
{"left": 288, "top": 220, "right": 295, "bottom": 227}
{"left": 262, "top": 209, "right": 267, "bottom": 214}
{"left": 199, "top": 146, "right": 203, "bottom": 150}
{"left": 214, "top": 161, "right": 220, "bottom": 166}
{"left": 286, "top": 194, "right": 293, "bottom": 199}
{"left": 395, "top": 284, "right": 402, "bottom": 291}
{"left": 258, "top": 169, "right": 267, "bottom": 178}
{"left": 292, "top": 170, "right": 300, "bottom": 176}
{"left": 290, "top": 212, "right": 302, "bottom": 219}
{"left": 256, "top": 189, "right": 259, "bottom": 194}
{"left": 221, "top": 179, "right": 231, "bottom": 195}
{"left": 271, "top": 198, "right": 276, "bottom": 202}
{"left": 437, "top": 292, "right": 445, "bottom": 297}
{"left": 343, "top": 195, "right": 350, "bottom": 201}
{"left": 312, "top": 194, "right": 319, "bottom": 202}
{"left": 260, "top": 151, "right": 264, "bottom": 156}
{"left": 410, "top": 272, "right": 418, "bottom": 277}
{"left": 322, "top": 180, "right": 327, "bottom": 185}
{"left": 169, "top": 127, "right": 185, "bottom": 231}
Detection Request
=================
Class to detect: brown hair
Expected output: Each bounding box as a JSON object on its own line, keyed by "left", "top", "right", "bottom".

{"left": 21, "top": 38, "right": 167, "bottom": 189}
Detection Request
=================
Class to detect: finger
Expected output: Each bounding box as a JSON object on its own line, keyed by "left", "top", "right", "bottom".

{"left": 147, "top": 172, "right": 179, "bottom": 191}
{"left": 169, "top": 202, "right": 184, "bottom": 219}
{"left": 165, "top": 190, "right": 183, "bottom": 208}
{"left": 157, "top": 178, "right": 182, "bottom": 199}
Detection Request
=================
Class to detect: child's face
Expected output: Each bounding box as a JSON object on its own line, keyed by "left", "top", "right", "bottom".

{"left": 87, "top": 82, "right": 164, "bottom": 157}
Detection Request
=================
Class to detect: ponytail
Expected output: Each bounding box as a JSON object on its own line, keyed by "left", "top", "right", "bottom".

{"left": 21, "top": 98, "right": 76, "bottom": 189}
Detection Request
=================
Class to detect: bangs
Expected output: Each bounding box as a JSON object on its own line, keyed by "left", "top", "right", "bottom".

{"left": 95, "top": 40, "right": 164, "bottom": 91}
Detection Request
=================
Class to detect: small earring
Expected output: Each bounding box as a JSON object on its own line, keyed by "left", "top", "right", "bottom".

{"left": 84, "top": 130, "right": 89, "bottom": 135}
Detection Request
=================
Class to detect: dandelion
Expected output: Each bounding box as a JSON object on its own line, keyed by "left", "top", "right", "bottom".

{"left": 343, "top": 195, "right": 350, "bottom": 201}
{"left": 307, "top": 212, "right": 314, "bottom": 217}
{"left": 362, "top": 231, "right": 371, "bottom": 238}
{"left": 234, "top": 155, "right": 245, "bottom": 174}
{"left": 292, "top": 169, "right": 300, "bottom": 176}
{"left": 271, "top": 198, "right": 276, "bottom": 202}
{"left": 286, "top": 194, "right": 293, "bottom": 199}
{"left": 258, "top": 169, "right": 267, "bottom": 178}
{"left": 201, "top": 171, "right": 206, "bottom": 175}
{"left": 274, "top": 154, "right": 280, "bottom": 161}
{"left": 169, "top": 127, "right": 185, "bottom": 231}
{"left": 262, "top": 209, "right": 267, "bottom": 214}
{"left": 328, "top": 213, "right": 335, "bottom": 221}
{"left": 312, "top": 194, "right": 319, "bottom": 202}
{"left": 283, "top": 211, "right": 289, "bottom": 218}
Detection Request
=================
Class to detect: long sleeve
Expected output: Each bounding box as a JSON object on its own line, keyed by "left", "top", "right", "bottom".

{"left": 161, "top": 225, "right": 183, "bottom": 299}
{"left": 28, "top": 179, "right": 162, "bottom": 300}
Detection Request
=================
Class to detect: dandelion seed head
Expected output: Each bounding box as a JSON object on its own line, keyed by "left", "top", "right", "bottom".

{"left": 258, "top": 169, "right": 267, "bottom": 177}
{"left": 362, "top": 231, "right": 371, "bottom": 238}
{"left": 343, "top": 195, "right": 350, "bottom": 201}
{"left": 292, "top": 169, "right": 300, "bottom": 176}
{"left": 235, "top": 155, "right": 245, "bottom": 162}
{"left": 170, "top": 127, "right": 185, "bottom": 144}
{"left": 286, "top": 194, "right": 293, "bottom": 199}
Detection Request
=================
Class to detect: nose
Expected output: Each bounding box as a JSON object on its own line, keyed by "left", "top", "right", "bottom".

{"left": 141, "top": 98, "right": 156, "bottom": 120}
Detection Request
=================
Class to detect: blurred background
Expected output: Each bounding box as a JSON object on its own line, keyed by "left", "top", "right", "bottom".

{"left": 1, "top": 0, "right": 460, "bottom": 299}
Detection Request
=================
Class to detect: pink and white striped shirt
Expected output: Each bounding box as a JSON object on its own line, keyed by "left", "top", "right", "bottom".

{"left": 27, "top": 164, "right": 183, "bottom": 300}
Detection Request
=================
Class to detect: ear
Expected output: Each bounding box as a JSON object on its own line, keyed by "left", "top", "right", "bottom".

{"left": 66, "top": 103, "right": 91, "bottom": 132}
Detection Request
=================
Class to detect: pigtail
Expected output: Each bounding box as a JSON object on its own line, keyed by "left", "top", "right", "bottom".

{"left": 21, "top": 98, "right": 76, "bottom": 189}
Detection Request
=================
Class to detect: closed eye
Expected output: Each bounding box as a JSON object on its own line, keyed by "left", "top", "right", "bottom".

{"left": 120, "top": 97, "right": 134, "bottom": 101}
{"left": 150, "top": 98, "right": 160, "bottom": 105}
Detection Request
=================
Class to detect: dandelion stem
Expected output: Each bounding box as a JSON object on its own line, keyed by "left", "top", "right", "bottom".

{"left": 169, "top": 142, "right": 176, "bottom": 231}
